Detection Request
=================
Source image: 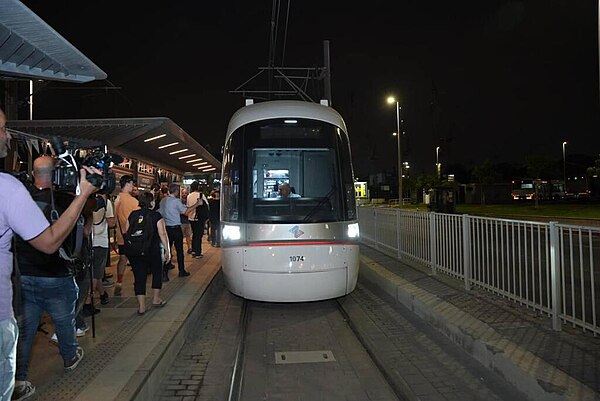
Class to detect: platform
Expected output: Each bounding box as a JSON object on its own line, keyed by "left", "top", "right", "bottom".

{"left": 23, "top": 239, "right": 222, "bottom": 401}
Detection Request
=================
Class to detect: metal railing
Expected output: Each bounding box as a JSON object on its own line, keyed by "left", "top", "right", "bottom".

{"left": 358, "top": 206, "right": 600, "bottom": 335}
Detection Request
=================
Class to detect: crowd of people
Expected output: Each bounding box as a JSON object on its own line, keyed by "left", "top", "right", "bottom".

{"left": 0, "top": 107, "right": 221, "bottom": 401}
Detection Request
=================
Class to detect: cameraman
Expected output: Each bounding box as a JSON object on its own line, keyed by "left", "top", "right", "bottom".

{"left": 0, "top": 108, "right": 100, "bottom": 401}
{"left": 13, "top": 156, "right": 94, "bottom": 399}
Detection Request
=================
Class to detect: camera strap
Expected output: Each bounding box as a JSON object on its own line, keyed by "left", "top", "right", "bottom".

{"left": 49, "top": 187, "right": 85, "bottom": 261}
{"left": 93, "top": 207, "right": 106, "bottom": 226}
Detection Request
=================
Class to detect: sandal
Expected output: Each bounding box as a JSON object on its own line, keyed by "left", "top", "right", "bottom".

{"left": 137, "top": 310, "right": 146, "bottom": 315}
{"left": 152, "top": 300, "right": 167, "bottom": 307}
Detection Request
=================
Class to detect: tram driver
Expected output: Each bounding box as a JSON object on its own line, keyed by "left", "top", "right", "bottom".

{"left": 277, "top": 182, "right": 301, "bottom": 199}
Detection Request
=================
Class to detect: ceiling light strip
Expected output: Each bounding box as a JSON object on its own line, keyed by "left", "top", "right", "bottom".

{"left": 169, "top": 148, "right": 189, "bottom": 155}
{"left": 178, "top": 154, "right": 197, "bottom": 160}
{"left": 185, "top": 158, "right": 204, "bottom": 163}
{"left": 144, "top": 134, "right": 167, "bottom": 142}
{"left": 158, "top": 142, "right": 178, "bottom": 149}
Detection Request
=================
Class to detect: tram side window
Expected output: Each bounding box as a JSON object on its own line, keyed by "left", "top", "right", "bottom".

{"left": 337, "top": 129, "right": 357, "bottom": 220}
{"left": 222, "top": 135, "right": 242, "bottom": 222}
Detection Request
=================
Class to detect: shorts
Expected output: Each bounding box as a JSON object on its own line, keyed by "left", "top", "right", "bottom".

{"left": 181, "top": 223, "right": 192, "bottom": 238}
{"left": 92, "top": 247, "right": 109, "bottom": 280}
{"left": 118, "top": 244, "right": 128, "bottom": 256}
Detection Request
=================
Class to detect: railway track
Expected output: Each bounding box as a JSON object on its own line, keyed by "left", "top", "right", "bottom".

{"left": 160, "top": 278, "right": 528, "bottom": 401}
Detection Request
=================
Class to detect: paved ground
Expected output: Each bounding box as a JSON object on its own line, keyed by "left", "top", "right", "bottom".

{"left": 341, "top": 283, "right": 529, "bottom": 401}
{"left": 21, "top": 238, "right": 222, "bottom": 401}
{"left": 18, "top": 240, "right": 600, "bottom": 401}
{"left": 358, "top": 244, "right": 600, "bottom": 401}
{"left": 159, "top": 288, "right": 399, "bottom": 401}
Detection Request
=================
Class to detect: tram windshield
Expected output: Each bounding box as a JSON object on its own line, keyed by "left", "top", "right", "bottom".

{"left": 222, "top": 117, "right": 356, "bottom": 224}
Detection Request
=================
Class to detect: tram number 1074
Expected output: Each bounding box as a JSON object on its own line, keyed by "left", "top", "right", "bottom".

{"left": 290, "top": 255, "right": 305, "bottom": 262}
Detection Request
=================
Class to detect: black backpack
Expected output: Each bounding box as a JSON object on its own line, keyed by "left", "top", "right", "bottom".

{"left": 125, "top": 209, "right": 154, "bottom": 257}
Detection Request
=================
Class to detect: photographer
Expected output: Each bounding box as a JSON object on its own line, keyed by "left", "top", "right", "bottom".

{"left": 0, "top": 109, "right": 100, "bottom": 401}
{"left": 13, "top": 156, "right": 93, "bottom": 399}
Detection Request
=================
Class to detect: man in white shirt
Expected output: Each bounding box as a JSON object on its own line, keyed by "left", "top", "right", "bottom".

{"left": 90, "top": 194, "right": 115, "bottom": 305}
{"left": 186, "top": 181, "right": 208, "bottom": 259}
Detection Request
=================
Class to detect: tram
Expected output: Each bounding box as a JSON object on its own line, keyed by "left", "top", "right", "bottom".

{"left": 220, "top": 100, "right": 360, "bottom": 302}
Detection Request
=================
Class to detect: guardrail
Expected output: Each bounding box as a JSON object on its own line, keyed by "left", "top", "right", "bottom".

{"left": 358, "top": 206, "right": 600, "bottom": 335}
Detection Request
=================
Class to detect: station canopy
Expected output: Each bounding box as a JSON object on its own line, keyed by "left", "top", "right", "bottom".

{"left": 8, "top": 117, "right": 221, "bottom": 176}
{"left": 0, "top": 0, "right": 107, "bottom": 83}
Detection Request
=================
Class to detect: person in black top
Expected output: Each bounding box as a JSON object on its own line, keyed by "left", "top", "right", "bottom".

{"left": 208, "top": 190, "right": 221, "bottom": 247}
{"left": 125, "top": 192, "right": 170, "bottom": 314}
{"left": 149, "top": 183, "right": 161, "bottom": 211}
{"left": 14, "top": 155, "right": 90, "bottom": 391}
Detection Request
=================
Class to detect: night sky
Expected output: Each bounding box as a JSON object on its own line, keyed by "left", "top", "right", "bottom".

{"left": 22, "top": 1, "right": 600, "bottom": 179}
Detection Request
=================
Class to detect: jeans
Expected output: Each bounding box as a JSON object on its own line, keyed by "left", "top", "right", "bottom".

{"left": 16, "top": 276, "right": 79, "bottom": 380}
{"left": 0, "top": 317, "right": 17, "bottom": 401}
{"left": 166, "top": 226, "right": 185, "bottom": 273}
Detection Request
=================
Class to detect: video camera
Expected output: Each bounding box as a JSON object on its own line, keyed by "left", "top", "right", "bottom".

{"left": 51, "top": 136, "right": 122, "bottom": 195}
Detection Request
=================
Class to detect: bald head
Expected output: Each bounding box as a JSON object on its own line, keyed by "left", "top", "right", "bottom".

{"left": 33, "top": 155, "right": 55, "bottom": 188}
{"left": 278, "top": 182, "right": 291, "bottom": 197}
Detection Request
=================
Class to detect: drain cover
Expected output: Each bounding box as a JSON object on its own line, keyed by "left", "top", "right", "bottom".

{"left": 275, "top": 350, "right": 336, "bottom": 364}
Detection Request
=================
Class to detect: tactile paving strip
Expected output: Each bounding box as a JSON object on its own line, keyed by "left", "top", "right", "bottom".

{"left": 34, "top": 254, "right": 209, "bottom": 400}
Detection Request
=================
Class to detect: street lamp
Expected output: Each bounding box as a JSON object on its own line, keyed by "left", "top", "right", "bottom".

{"left": 435, "top": 146, "right": 441, "bottom": 179}
{"left": 387, "top": 96, "right": 402, "bottom": 203}
{"left": 562, "top": 141, "right": 567, "bottom": 194}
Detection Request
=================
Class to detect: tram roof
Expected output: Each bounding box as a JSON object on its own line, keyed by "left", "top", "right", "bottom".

{"left": 0, "top": 0, "right": 106, "bottom": 83}
{"left": 8, "top": 117, "right": 221, "bottom": 176}
{"left": 226, "top": 100, "right": 347, "bottom": 138}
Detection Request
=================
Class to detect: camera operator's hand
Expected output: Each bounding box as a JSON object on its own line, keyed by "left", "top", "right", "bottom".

{"left": 79, "top": 166, "right": 102, "bottom": 197}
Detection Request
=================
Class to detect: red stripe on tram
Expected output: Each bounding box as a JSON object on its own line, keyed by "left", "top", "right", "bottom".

{"left": 247, "top": 241, "right": 356, "bottom": 247}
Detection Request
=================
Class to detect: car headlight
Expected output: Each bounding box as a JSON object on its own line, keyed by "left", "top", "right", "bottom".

{"left": 222, "top": 225, "right": 241, "bottom": 241}
{"left": 347, "top": 223, "right": 360, "bottom": 238}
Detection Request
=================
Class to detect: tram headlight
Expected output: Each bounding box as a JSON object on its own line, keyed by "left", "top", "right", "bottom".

{"left": 223, "top": 224, "right": 242, "bottom": 241}
{"left": 347, "top": 223, "right": 360, "bottom": 239}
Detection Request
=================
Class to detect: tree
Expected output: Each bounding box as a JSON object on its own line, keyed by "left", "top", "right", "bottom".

{"left": 472, "top": 160, "right": 499, "bottom": 205}
{"left": 525, "top": 155, "right": 559, "bottom": 180}
{"left": 586, "top": 154, "right": 600, "bottom": 177}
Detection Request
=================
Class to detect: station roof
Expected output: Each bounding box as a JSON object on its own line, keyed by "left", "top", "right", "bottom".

{"left": 8, "top": 117, "right": 221, "bottom": 176}
{"left": 0, "top": 0, "right": 107, "bottom": 83}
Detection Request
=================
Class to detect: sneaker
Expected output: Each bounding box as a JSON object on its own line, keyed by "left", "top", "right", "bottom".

{"left": 49, "top": 333, "right": 58, "bottom": 346}
{"left": 194, "top": 254, "right": 203, "bottom": 259}
{"left": 100, "top": 291, "right": 109, "bottom": 305}
{"left": 178, "top": 271, "right": 191, "bottom": 277}
{"left": 113, "top": 284, "right": 122, "bottom": 297}
{"left": 102, "top": 278, "right": 115, "bottom": 288}
{"left": 64, "top": 347, "right": 84, "bottom": 371}
{"left": 187, "top": 249, "right": 193, "bottom": 254}
{"left": 76, "top": 327, "right": 89, "bottom": 337}
{"left": 12, "top": 381, "right": 35, "bottom": 401}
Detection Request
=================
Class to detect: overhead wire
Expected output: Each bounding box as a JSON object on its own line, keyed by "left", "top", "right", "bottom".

{"left": 281, "top": 0, "right": 291, "bottom": 67}
{"left": 267, "top": 0, "right": 278, "bottom": 95}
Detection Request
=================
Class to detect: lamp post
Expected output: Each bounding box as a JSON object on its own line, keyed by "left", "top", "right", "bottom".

{"left": 562, "top": 141, "right": 567, "bottom": 195}
{"left": 387, "top": 96, "right": 402, "bottom": 203}
{"left": 435, "top": 146, "right": 441, "bottom": 179}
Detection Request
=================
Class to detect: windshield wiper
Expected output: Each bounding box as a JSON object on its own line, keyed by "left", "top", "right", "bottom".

{"left": 303, "top": 187, "right": 336, "bottom": 222}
